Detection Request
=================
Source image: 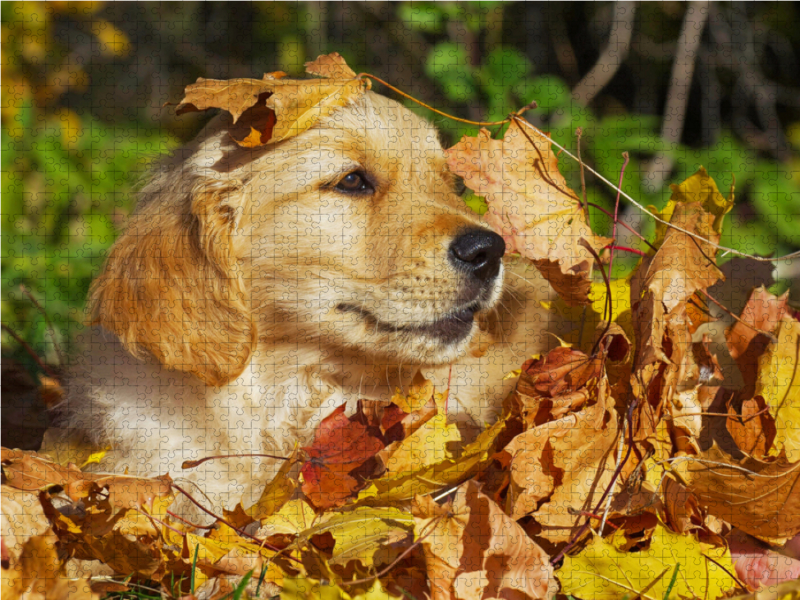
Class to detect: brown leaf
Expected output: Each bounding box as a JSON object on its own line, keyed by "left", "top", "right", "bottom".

{"left": 643, "top": 202, "right": 725, "bottom": 313}
{"left": 446, "top": 120, "right": 610, "bottom": 306}
{"left": 727, "top": 396, "right": 777, "bottom": 458}
{"left": 725, "top": 286, "right": 788, "bottom": 398}
{"left": 174, "top": 53, "right": 367, "bottom": 148}
{"left": 1, "top": 448, "right": 90, "bottom": 492}
{"left": 412, "top": 481, "right": 556, "bottom": 600}
{"left": 301, "top": 404, "right": 384, "bottom": 510}
{"left": 175, "top": 74, "right": 284, "bottom": 123}
{"left": 526, "top": 377, "right": 621, "bottom": 543}
{"left": 304, "top": 52, "right": 357, "bottom": 79}
{"left": 687, "top": 444, "right": 800, "bottom": 545}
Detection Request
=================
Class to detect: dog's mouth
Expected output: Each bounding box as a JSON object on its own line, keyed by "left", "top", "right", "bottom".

{"left": 335, "top": 301, "right": 481, "bottom": 344}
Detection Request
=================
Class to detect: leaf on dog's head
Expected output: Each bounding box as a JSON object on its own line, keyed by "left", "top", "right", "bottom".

{"left": 175, "top": 73, "right": 286, "bottom": 124}
{"left": 445, "top": 120, "right": 610, "bottom": 306}
{"left": 304, "top": 52, "right": 357, "bottom": 79}
{"left": 301, "top": 404, "right": 384, "bottom": 510}
{"left": 174, "top": 53, "right": 367, "bottom": 148}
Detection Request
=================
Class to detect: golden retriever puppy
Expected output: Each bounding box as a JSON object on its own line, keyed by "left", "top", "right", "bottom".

{"left": 56, "top": 91, "right": 568, "bottom": 511}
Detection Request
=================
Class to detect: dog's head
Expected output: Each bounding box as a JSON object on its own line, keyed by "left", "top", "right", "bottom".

{"left": 90, "top": 92, "right": 506, "bottom": 386}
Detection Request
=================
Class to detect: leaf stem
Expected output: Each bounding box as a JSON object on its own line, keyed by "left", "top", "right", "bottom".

{"left": 607, "top": 152, "right": 630, "bottom": 280}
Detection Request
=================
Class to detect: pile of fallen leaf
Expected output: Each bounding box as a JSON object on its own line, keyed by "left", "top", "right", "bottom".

{"left": 3, "top": 53, "right": 800, "bottom": 600}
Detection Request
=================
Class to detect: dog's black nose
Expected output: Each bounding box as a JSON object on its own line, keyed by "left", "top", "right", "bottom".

{"left": 449, "top": 228, "right": 506, "bottom": 282}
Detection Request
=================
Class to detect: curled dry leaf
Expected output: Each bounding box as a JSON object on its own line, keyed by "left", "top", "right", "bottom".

{"left": 642, "top": 185, "right": 730, "bottom": 315}
{"left": 630, "top": 169, "right": 733, "bottom": 443}
{"left": 511, "top": 346, "right": 604, "bottom": 428}
{"left": 687, "top": 444, "right": 800, "bottom": 545}
{"left": 413, "top": 481, "right": 556, "bottom": 600}
{"left": 446, "top": 119, "right": 610, "bottom": 306}
{"left": 1, "top": 448, "right": 90, "bottom": 492}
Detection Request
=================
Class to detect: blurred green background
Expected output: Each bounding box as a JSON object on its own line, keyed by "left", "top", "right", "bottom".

{"left": 3, "top": 1, "right": 800, "bottom": 374}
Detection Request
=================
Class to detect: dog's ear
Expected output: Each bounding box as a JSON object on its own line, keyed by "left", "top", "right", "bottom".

{"left": 89, "top": 177, "right": 255, "bottom": 386}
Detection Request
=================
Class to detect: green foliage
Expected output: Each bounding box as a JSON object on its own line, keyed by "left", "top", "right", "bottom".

{"left": 1, "top": 102, "right": 175, "bottom": 365}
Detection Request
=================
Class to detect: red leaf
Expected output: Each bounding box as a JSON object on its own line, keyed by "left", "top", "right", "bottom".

{"left": 300, "top": 404, "right": 384, "bottom": 510}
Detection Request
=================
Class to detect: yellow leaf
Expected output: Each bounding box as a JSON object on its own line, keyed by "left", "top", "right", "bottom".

{"left": 383, "top": 412, "right": 461, "bottom": 475}
{"left": 295, "top": 507, "right": 414, "bottom": 568}
{"left": 755, "top": 315, "right": 800, "bottom": 461}
{"left": 281, "top": 576, "right": 401, "bottom": 600}
{"left": 174, "top": 53, "right": 368, "bottom": 147}
{"left": 559, "top": 524, "right": 735, "bottom": 600}
{"left": 257, "top": 499, "right": 316, "bottom": 537}
{"left": 447, "top": 120, "right": 611, "bottom": 306}
{"left": 667, "top": 166, "right": 734, "bottom": 235}
{"left": 357, "top": 417, "right": 506, "bottom": 504}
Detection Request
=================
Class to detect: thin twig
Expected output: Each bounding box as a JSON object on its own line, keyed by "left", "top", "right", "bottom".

{"left": 1, "top": 323, "right": 59, "bottom": 378}
{"left": 181, "top": 453, "right": 289, "bottom": 470}
{"left": 607, "top": 152, "right": 631, "bottom": 279}
{"left": 576, "top": 127, "right": 589, "bottom": 218}
{"left": 361, "top": 73, "right": 535, "bottom": 127}
{"left": 604, "top": 244, "right": 647, "bottom": 258}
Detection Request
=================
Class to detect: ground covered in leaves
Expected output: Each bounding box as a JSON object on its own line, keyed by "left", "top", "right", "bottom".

{"left": 2, "top": 53, "right": 800, "bottom": 600}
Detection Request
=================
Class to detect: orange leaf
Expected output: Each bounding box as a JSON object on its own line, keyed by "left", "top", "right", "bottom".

{"left": 446, "top": 120, "right": 610, "bottom": 306}
{"left": 412, "top": 481, "right": 556, "bottom": 600}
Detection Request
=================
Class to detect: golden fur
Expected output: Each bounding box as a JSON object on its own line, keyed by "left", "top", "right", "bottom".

{"left": 56, "top": 92, "right": 569, "bottom": 511}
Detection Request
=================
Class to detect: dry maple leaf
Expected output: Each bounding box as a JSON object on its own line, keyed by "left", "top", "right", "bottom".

{"left": 304, "top": 52, "right": 358, "bottom": 79}
{"left": 687, "top": 444, "right": 800, "bottom": 545}
{"left": 174, "top": 52, "right": 368, "bottom": 148}
{"left": 301, "top": 404, "right": 384, "bottom": 510}
{"left": 504, "top": 376, "right": 621, "bottom": 538}
{"left": 446, "top": 119, "right": 610, "bottom": 306}
{"left": 413, "top": 481, "right": 556, "bottom": 600}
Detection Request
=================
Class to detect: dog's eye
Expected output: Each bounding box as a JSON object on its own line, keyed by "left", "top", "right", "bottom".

{"left": 336, "top": 172, "right": 373, "bottom": 195}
